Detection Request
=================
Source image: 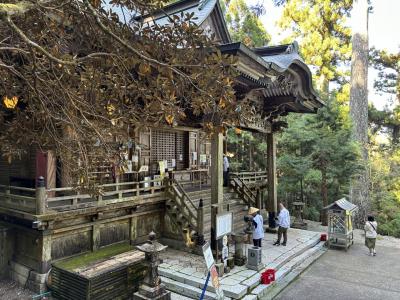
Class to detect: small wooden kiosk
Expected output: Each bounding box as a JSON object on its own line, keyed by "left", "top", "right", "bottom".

{"left": 323, "top": 198, "right": 358, "bottom": 251}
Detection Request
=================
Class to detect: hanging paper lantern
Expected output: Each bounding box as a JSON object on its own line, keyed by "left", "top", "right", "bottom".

{"left": 3, "top": 96, "right": 18, "bottom": 109}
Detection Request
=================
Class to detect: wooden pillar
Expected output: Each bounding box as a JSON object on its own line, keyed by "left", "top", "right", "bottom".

{"left": 267, "top": 133, "right": 278, "bottom": 229}
{"left": 130, "top": 216, "right": 138, "bottom": 245}
{"left": 39, "top": 230, "right": 52, "bottom": 273}
{"left": 211, "top": 132, "right": 223, "bottom": 251}
{"left": 92, "top": 224, "right": 101, "bottom": 251}
{"left": 256, "top": 189, "right": 262, "bottom": 210}
{"left": 0, "top": 225, "right": 13, "bottom": 279}
{"left": 197, "top": 199, "right": 205, "bottom": 245}
{"left": 36, "top": 177, "right": 47, "bottom": 215}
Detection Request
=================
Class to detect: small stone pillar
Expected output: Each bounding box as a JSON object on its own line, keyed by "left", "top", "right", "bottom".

{"left": 133, "top": 232, "right": 171, "bottom": 300}
{"left": 36, "top": 176, "right": 47, "bottom": 215}
{"left": 292, "top": 202, "right": 307, "bottom": 229}
{"left": 232, "top": 233, "right": 247, "bottom": 266}
{"left": 196, "top": 199, "right": 205, "bottom": 246}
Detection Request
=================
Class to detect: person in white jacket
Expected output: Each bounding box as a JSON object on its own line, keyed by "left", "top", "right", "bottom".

{"left": 364, "top": 215, "right": 378, "bottom": 256}
{"left": 273, "top": 203, "right": 290, "bottom": 246}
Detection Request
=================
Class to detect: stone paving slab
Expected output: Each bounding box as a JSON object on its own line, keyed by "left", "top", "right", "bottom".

{"left": 159, "top": 229, "right": 322, "bottom": 299}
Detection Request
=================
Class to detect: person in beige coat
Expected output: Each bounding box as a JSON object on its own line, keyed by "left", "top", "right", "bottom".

{"left": 364, "top": 215, "right": 378, "bottom": 256}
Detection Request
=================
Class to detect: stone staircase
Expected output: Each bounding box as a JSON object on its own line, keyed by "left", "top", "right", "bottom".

{"left": 159, "top": 230, "right": 326, "bottom": 299}
{"left": 186, "top": 187, "right": 249, "bottom": 242}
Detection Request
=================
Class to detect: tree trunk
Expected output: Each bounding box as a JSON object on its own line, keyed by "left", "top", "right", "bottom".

{"left": 321, "top": 162, "right": 328, "bottom": 226}
{"left": 350, "top": 0, "right": 369, "bottom": 227}
{"left": 392, "top": 125, "right": 399, "bottom": 145}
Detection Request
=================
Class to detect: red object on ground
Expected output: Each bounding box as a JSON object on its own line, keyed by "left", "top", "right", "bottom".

{"left": 320, "top": 233, "right": 327, "bottom": 241}
{"left": 261, "top": 269, "right": 276, "bottom": 284}
{"left": 261, "top": 272, "right": 271, "bottom": 284}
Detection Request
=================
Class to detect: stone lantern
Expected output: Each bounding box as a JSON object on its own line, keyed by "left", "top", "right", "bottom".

{"left": 133, "top": 232, "right": 171, "bottom": 300}
{"left": 291, "top": 202, "right": 307, "bottom": 229}
{"left": 232, "top": 233, "right": 247, "bottom": 266}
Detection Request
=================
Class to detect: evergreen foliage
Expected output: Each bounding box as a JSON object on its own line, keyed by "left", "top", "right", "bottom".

{"left": 226, "top": 129, "right": 268, "bottom": 171}
{"left": 276, "top": 98, "right": 360, "bottom": 222}
{"left": 220, "top": 0, "right": 270, "bottom": 47}
{"left": 276, "top": 0, "right": 352, "bottom": 94}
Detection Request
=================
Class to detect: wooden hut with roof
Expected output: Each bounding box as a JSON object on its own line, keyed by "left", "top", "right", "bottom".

{"left": 0, "top": 0, "right": 323, "bottom": 294}
{"left": 324, "top": 198, "right": 358, "bottom": 251}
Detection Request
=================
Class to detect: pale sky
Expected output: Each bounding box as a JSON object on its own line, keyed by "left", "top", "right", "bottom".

{"left": 248, "top": 0, "right": 400, "bottom": 110}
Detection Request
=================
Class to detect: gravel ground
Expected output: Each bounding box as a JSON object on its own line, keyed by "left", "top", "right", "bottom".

{"left": 0, "top": 280, "right": 34, "bottom": 300}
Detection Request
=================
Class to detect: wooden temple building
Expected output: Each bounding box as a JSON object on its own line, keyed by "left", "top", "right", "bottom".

{"left": 0, "top": 0, "right": 322, "bottom": 294}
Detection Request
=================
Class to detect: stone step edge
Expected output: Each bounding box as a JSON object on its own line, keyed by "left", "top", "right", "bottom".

{"left": 264, "top": 235, "right": 321, "bottom": 272}
{"left": 250, "top": 242, "right": 327, "bottom": 299}
{"left": 161, "top": 275, "right": 232, "bottom": 300}
{"left": 159, "top": 266, "right": 249, "bottom": 299}
{"left": 159, "top": 237, "right": 323, "bottom": 299}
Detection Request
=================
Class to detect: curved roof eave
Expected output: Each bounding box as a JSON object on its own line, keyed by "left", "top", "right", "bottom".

{"left": 264, "top": 58, "right": 323, "bottom": 108}
{"left": 219, "top": 42, "right": 323, "bottom": 108}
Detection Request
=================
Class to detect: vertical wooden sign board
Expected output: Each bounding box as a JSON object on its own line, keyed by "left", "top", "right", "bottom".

{"left": 202, "top": 242, "right": 224, "bottom": 300}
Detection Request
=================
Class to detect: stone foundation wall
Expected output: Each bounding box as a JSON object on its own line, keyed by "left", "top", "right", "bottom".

{"left": 9, "top": 261, "right": 47, "bottom": 294}
{"left": 0, "top": 224, "right": 14, "bottom": 279}
{"left": 0, "top": 197, "right": 166, "bottom": 293}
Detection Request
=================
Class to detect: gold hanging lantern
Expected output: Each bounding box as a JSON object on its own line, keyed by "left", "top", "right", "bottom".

{"left": 3, "top": 96, "right": 18, "bottom": 109}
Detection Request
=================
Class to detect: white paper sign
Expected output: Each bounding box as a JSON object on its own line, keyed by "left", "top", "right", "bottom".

{"left": 202, "top": 242, "right": 214, "bottom": 270}
{"left": 138, "top": 165, "right": 148, "bottom": 173}
{"left": 216, "top": 212, "right": 233, "bottom": 239}
{"left": 200, "top": 154, "right": 207, "bottom": 164}
{"left": 127, "top": 160, "right": 133, "bottom": 172}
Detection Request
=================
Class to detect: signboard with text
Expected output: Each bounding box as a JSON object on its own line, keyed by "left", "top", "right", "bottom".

{"left": 216, "top": 212, "right": 233, "bottom": 239}
{"left": 202, "top": 242, "right": 224, "bottom": 300}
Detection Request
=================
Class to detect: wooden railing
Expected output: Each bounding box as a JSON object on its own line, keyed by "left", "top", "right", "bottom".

{"left": 46, "top": 178, "right": 165, "bottom": 212}
{"left": 0, "top": 177, "right": 165, "bottom": 215}
{"left": 230, "top": 176, "right": 257, "bottom": 208}
{"left": 230, "top": 171, "right": 268, "bottom": 185}
{"left": 166, "top": 179, "right": 198, "bottom": 230}
{"left": 0, "top": 184, "right": 36, "bottom": 213}
{"left": 170, "top": 169, "right": 209, "bottom": 190}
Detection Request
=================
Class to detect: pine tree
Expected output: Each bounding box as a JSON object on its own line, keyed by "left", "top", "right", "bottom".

{"left": 370, "top": 48, "right": 400, "bottom": 145}
{"left": 274, "top": 0, "right": 354, "bottom": 221}
{"left": 275, "top": 0, "right": 352, "bottom": 96}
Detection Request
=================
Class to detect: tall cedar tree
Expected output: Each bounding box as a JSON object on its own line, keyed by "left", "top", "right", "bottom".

{"left": 350, "top": 0, "right": 370, "bottom": 225}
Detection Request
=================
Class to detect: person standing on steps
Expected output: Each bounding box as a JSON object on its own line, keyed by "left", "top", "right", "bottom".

{"left": 223, "top": 153, "right": 230, "bottom": 187}
{"left": 249, "top": 207, "right": 264, "bottom": 247}
{"left": 364, "top": 215, "right": 378, "bottom": 256}
{"left": 273, "top": 202, "right": 290, "bottom": 246}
